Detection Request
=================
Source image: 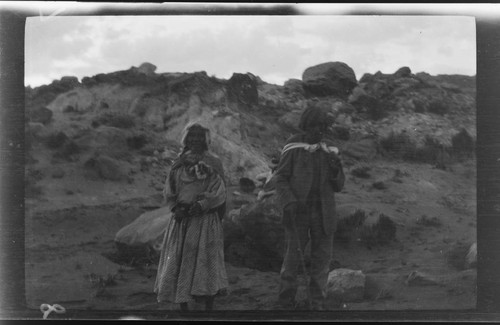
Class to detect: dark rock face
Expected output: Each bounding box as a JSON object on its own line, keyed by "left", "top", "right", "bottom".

{"left": 227, "top": 73, "right": 259, "bottom": 107}
{"left": 302, "top": 62, "right": 358, "bottom": 99}
{"left": 30, "top": 106, "right": 53, "bottom": 125}
{"left": 168, "top": 71, "right": 223, "bottom": 103}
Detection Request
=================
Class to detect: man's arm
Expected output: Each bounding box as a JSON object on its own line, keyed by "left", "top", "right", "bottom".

{"left": 274, "top": 149, "right": 298, "bottom": 210}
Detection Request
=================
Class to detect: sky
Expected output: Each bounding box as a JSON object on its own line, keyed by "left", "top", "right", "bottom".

{"left": 23, "top": 4, "right": 481, "bottom": 88}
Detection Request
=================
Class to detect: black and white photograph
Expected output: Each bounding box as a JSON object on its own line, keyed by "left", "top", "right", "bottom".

{"left": 2, "top": 2, "right": 500, "bottom": 322}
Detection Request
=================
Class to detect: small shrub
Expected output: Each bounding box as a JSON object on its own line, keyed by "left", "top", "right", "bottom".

{"left": 335, "top": 209, "right": 367, "bottom": 244}
{"left": 53, "top": 141, "right": 81, "bottom": 161}
{"left": 45, "top": 131, "right": 68, "bottom": 149}
{"left": 428, "top": 101, "right": 448, "bottom": 115}
{"left": 451, "top": 128, "right": 475, "bottom": 158}
{"left": 416, "top": 214, "right": 442, "bottom": 227}
{"left": 413, "top": 99, "right": 426, "bottom": 113}
{"left": 359, "top": 214, "right": 396, "bottom": 247}
{"left": 414, "top": 136, "right": 443, "bottom": 164}
{"left": 351, "top": 166, "right": 371, "bottom": 178}
{"left": 380, "top": 131, "right": 417, "bottom": 160}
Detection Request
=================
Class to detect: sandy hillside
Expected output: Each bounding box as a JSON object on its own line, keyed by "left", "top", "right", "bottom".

{"left": 24, "top": 64, "right": 477, "bottom": 319}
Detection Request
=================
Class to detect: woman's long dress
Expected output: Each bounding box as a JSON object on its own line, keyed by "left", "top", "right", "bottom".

{"left": 154, "top": 157, "right": 228, "bottom": 303}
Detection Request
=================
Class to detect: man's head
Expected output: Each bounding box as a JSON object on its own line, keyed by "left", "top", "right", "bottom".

{"left": 298, "top": 106, "right": 330, "bottom": 143}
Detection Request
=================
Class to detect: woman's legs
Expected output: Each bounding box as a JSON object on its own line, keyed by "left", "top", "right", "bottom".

{"left": 180, "top": 302, "right": 189, "bottom": 311}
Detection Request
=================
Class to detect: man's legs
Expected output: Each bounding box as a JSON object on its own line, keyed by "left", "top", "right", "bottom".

{"left": 278, "top": 212, "right": 310, "bottom": 306}
{"left": 309, "top": 203, "right": 334, "bottom": 309}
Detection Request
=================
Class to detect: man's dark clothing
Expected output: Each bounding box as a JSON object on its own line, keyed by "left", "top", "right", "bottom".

{"left": 274, "top": 133, "right": 345, "bottom": 307}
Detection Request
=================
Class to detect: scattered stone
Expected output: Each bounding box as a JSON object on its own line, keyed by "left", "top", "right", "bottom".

{"left": 326, "top": 268, "right": 366, "bottom": 302}
{"left": 405, "top": 271, "right": 439, "bottom": 287}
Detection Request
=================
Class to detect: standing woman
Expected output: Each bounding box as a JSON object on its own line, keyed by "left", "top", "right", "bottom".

{"left": 154, "top": 122, "right": 228, "bottom": 311}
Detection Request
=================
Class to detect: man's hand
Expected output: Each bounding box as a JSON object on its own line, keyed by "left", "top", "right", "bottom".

{"left": 189, "top": 202, "right": 203, "bottom": 217}
{"left": 327, "top": 151, "right": 342, "bottom": 172}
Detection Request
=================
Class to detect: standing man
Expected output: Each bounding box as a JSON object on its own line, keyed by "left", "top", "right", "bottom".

{"left": 274, "top": 106, "right": 345, "bottom": 310}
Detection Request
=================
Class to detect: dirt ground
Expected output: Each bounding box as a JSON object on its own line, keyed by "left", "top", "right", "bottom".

{"left": 24, "top": 143, "right": 477, "bottom": 319}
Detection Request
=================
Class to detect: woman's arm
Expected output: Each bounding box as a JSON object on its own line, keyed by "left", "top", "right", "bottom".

{"left": 163, "top": 169, "right": 179, "bottom": 210}
{"left": 196, "top": 172, "right": 226, "bottom": 212}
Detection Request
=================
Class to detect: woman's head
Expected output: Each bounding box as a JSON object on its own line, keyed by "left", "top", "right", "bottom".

{"left": 182, "top": 122, "right": 210, "bottom": 154}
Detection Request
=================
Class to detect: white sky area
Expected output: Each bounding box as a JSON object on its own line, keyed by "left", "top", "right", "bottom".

{"left": 24, "top": 9, "right": 479, "bottom": 87}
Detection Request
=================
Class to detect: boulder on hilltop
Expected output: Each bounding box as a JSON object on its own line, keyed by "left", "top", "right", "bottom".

{"left": 302, "top": 62, "right": 358, "bottom": 100}
{"left": 132, "top": 62, "right": 157, "bottom": 76}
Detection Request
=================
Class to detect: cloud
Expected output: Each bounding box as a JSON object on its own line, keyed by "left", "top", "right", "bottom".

{"left": 25, "top": 15, "right": 476, "bottom": 87}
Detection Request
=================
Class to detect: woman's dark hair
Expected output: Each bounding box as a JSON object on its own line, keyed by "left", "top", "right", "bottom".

{"left": 298, "top": 106, "right": 329, "bottom": 131}
{"left": 183, "top": 124, "right": 208, "bottom": 153}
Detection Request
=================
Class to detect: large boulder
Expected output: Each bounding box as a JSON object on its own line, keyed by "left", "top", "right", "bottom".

{"left": 302, "top": 62, "right": 357, "bottom": 100}
{"left": 134, "top": 62, "right": 157, "bottom": 76}
{"left": 115, "top": 206, "right": 171, "bottom": 250}
{"left": 224, "top": 194, "right": 284, "bottom": 271}
{"left": 393, "top": 66, "right": 412, "bottom": 79}
{"left": 327, "top": 268, "right": 366, "bottom": 302}
{"left": 84, "top": 155, "right": 129, "bottom": 181}
{"left": 29, "top": 106, "right": 53, "bottom": 125}
{"left": 227, "top": 73, "right": 259, "bottom": 107}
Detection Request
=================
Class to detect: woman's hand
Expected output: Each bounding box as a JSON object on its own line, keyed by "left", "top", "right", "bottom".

{"left": 189, "top": 202, "right": 203, "bottom": 217}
